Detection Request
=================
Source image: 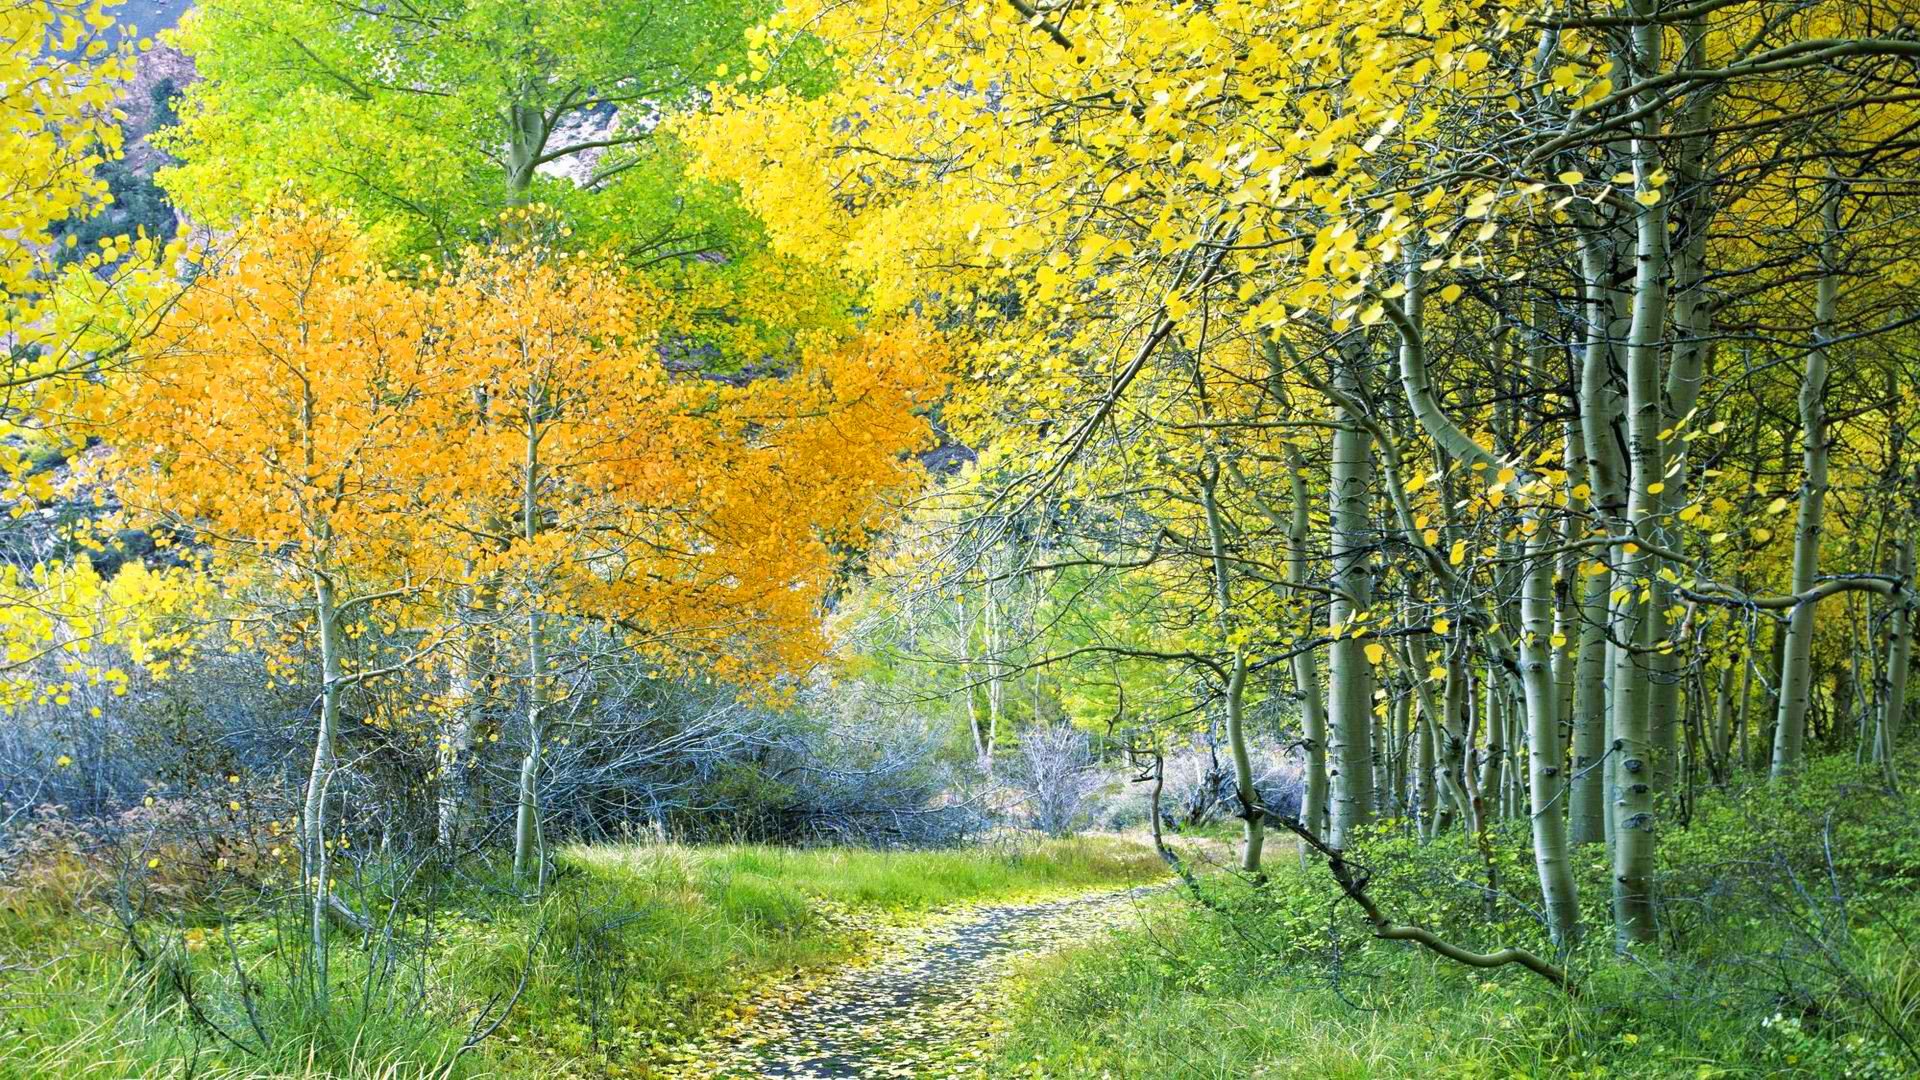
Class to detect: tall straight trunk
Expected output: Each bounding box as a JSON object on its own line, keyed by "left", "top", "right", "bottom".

{"left": 1416, "top": 688, "right": 1437, "bottom": 835}
{"left": 1738, "top": 636, "right": 1755, "bottom": 771}
{"left": 984, "top": 566, "right": 1005, "bottom": 772}
{"left": 1879, "top": 536, "right": 1914, "bottom": 766}
{"left": 1287, "top": 467, "right": 1331, "bottom": 836}
{"left": 1712, "top": 661, "right": 1734, "bottom": 784}
{"left": 1478, "top": 670, "right": 1504, "bottom": 815}
{"left": 1646, "top": 46, "right": 1716, "bottom": 800}
{"left": 302, "top": 570, "right": 343, "bottom": 1009}
{"left": 1440, "top": 651, "right": 1475, "bottom": 833}
{"left": 1326, "top": 362, "right": 1376, "bottom": 848}
{"left": 1770, "top": 183, "right": 1840, "bottom": 778}
{"left": 1571, "top": 234, "right": 1626, "bottom": 847}
{"left": 513, "top": 421, "right": 547, "bottom": 887}
{"left": 1232, "top": 435, "right": 1328, "bottom": 846}
{"left": 438, "top": 576, "right": 492, "bottom": 851}
{"left": 1522, "top": 523, "right": 1581, "bottom": 944}
{"left": 1394, "top": 690, "right": 1412, "bottom": 817}
{"left": 1553, "top": 419, "right": 1584, "bottom": 774}
{"left": 1199, "top": 465, "right": 1263, "bottom": 873}
{"left": 1609, "top": 0, "right": 1670, "bottom": 947}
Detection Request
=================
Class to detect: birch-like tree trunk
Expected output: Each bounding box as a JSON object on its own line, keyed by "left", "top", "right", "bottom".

{"left": 1287, "top": 459, "right": 1331, "bottom": 841}
{"left": 302, "top": 569, "right": 342, "bottom": 1008}
{"left": 1878, "top": 536, "right": 1914, "bottom": 767}
{"left": 1608, "top": 0, "right": 1670, "bottom": 947}
{"left": 438, "top": 576, "right": 492, "bottom": 851}
{"left": 1770, "top": 182, "right": 1839, "bottom": 778}
{"left": 1199, "top": 464, "right": 1263, "bottom": 874}
{"left": 512, "top": 418, "right": 548, "bottom": 887}
{"left": 1326, "top": 359, "right": 1376, "bottom": 849}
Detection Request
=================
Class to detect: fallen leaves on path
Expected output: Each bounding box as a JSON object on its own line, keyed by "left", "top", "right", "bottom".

{"left": 654, "top": 886, "right": 1160, "bottom": 1079}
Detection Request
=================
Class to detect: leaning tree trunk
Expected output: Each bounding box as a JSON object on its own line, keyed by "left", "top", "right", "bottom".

{"left": 1770, "top": 182, "right": 1839, "bottom": 779}
{"left": 1199, "top": 463, "right": 1263, "bottom": 874}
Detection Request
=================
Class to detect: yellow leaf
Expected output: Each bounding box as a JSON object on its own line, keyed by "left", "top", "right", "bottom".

{"left": 1364, "top": 643, "right": 1386, "bottom": 665}
{"left": 1432, "top": 618, "right": 1451, "bottom": 634}
{"left": 1439, "top": 283, "right": 1464, "bottom": 303}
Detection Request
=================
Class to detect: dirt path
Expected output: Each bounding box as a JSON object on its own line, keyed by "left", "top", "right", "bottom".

{"left": 658, "top": 886, "right": 1159, "bottom": 1079}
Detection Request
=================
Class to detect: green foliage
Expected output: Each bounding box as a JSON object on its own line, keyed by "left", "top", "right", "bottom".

{"left": 0, "top": 835, "right": 1163, "bottom": 1078}
{"left": 157, "top": 0, "right": 766, "bottom": 262}
{"left": 994, "top": 756, "right": 1920, "bottom": 1078}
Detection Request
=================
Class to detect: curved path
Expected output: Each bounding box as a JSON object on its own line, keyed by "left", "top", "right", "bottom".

{"left": 660, "top": 886, "right": 1158, "bottom": 1079}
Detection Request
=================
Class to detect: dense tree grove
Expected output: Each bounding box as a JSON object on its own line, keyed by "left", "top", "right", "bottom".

{"left": 4, "top": 0, "right": 1920, "bottom": 1075}
{"left": 691, "top": 0, "right": 1920, "bottom": 964}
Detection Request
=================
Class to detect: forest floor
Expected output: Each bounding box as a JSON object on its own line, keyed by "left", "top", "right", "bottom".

{"left": 655, "top": 884, "right": 1162, "bottom": 1079}
{"left": 0, "top": 833, "right": 1175, "bottom": 1079}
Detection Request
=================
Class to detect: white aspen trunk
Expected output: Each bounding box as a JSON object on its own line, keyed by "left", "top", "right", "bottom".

{"left": 1738, "top": 640, "right": 1755, "bottom": 772}
{"left": 984, "top": 567, "right": 1004, "bottom": 773}
{"left": 1416, "top": 687, "right": 1437, "bottom": 836}
{"left": 1199, "top": 464, "right": 1263, "bottom": 873}
{"left": 1571, "top": 236, "right": 1625, "bottom": 846}
{"left": 1609, "top": 0, "right": 1669, "bottom": 947}
{"left": 1770, "top": 182, "right": 1839, "bottom": 778}
{"left": 957, "top": 587, "right": 992, "bottom": 766}
{"left": 1522, "top": 521, "right": 1581, "bottom": 945}
{"left": 1442, "top": 652, "right": 1475, "bottom": 834}
{"left": 438, "top": 575, "right": 491, "bottom": 851}
{"left": 1326, "top": 361, "right": 1376, "bottom": 849}
{"left": 302, "top": 570, "right": 342, "bottom": 1009}
{"left": 1287, "top": 458, "right": 1331, "bottom": 842}
{"left": 1712, "top": 661, "right": 1734, "bottom": 783}
{"left": 1389, "top": 690, "right": 1410, "bottom": 818}
{"left": 505, "top": 102, "right": 544, "bottom": 204}
{"left": 1878, "top": 536, "right": 1914, "bottom": 766}
{"left": 513, "top": 419, "right": 547, "bottom": 887}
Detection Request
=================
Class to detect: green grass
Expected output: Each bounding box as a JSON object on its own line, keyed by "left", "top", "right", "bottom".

{"left": 0, "top": 833, "right": 1165, "bottom": 1079}
{"left": 991, "top": 758, "right": 1920, "bottom": 1079}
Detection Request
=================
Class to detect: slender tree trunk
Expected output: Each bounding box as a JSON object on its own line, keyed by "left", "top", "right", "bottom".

{"left": 1738, "top": 637, "right": 1755, "bottom": 771}
{"left": 513, "top": 420, "right": 547, "bottom": 887}
{"left": 1522, "top": 522, "right": 1581, "bottom": 945}
{"left": 302, "top": 570, "right": 343, "bottom": 1009}
{"left": 1327, "top": 361, "right": 1376, "bottom": 848}
{"left": 1609, "top": 0, "right": 1670, "bottom": 946}
{"left": 1572, "top": 235, "right": 1626, "bottom": 848}
{"left": 1711, "top": 661, "right": 1734, "bottom": 785}
{"left": 1879, "top": 536, "right": 1914, "bottom": 767}
{"left": 438, "top": 575, "right": 492, "bottom": 851}
{"left": 1478, "top": 671, "right": 1504, "bottom": 815}
{"left": 1287, "top": 458, "right": 1331, "bottom": 837}
{"left": 1770, "top": 182, "right": 1839, "bottom": 778}
{"left": 1199, "top": 465, "right": 1263, "bottom": 874}
{"left": 1416, "top": 689, "right": 1437, "bottom": 836}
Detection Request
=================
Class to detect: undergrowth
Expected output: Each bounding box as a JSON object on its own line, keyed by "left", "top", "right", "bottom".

{"left": 993, "top": 755, "right": 1920, "bottom": 1078}
{"left": 0, "top": 833, "right": 1164, "bottom": 1079}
